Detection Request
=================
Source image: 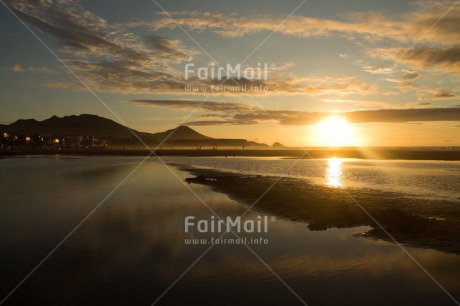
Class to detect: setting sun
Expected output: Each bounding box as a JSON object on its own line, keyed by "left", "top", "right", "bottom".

{"left": 313, "top": 115, "right": 360, "bottom": 147}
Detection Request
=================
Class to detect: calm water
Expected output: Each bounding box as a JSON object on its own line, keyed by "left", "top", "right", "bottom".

{"left": 1, "top": 156, "right": 459, "bottom": 305}
{"left": 165, "top": 156, "right": 460, "bottom": 202}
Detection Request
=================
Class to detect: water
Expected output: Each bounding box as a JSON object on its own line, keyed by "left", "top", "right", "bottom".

{"left": 0, "top": 156, "right": 459, "bottom": 305}
{"left": 164, "top": 156, "right": 460, "bottom": 202}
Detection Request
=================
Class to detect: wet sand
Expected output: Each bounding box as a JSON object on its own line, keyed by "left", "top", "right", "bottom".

{"left": 183, "top": 167, "right": 460, "bottom": 255}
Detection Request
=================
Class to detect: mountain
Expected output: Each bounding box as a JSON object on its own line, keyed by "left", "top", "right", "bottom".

{"left": 0, "top": 114, "right": 211, "bottom": 140}
{"left": 272, "top": 142, "right": 285, "bottom": 148}
{"left": 0, "top": 114, "right": 268, "bottom": 147}
{"left": 149, "top": 125, "right": 212, "bottom": 141}
{"left": 1, "top": 114, "right": 140, "bottom": 139}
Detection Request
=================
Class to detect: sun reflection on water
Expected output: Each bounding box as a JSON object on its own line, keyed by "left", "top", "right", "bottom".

{"left": 326, "top": 158, "right": 342, "bottom": 187}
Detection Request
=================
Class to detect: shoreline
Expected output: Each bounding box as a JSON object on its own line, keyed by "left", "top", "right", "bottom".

{"left": 182, "top": 167, "right": 460, "bottom": 255}
{"left": 1, "top": 148, "right": 460, "bottom": 161}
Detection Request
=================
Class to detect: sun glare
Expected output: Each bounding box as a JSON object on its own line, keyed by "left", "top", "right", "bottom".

{"left": 313, "top": 115, "right": 359, "bottom": 147}
{"left": 326, "top": 157, "right": 342, "bottom": 187}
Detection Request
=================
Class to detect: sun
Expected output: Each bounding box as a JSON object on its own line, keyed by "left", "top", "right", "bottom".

{"left": 313, "top": 115, "right": 360, "bottom": 147}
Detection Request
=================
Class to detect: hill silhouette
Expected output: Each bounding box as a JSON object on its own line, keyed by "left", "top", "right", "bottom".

{"left": 272, "top": 142, "right": 285, "bottom": 148}
{"left": 0, "top": 114, "right": 212, "bottom": 140}
{"left": 2, "top": 114, "right": 139, "bottom": 139}
{"left": 150, "top": 125, "right": 211, "bottom": 141}
{"left": 0, "top": 114, "right": 267, "bottom": 147}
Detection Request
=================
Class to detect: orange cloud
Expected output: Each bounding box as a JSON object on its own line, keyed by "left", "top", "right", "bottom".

{"left": 131, "top": 99, "right": 460, "bottom": 126}
{"left": 369, "top": 46, "right": 460, "bottom": 73}
{"left": 152, "top": 3, "right": 460, "bottom": 45}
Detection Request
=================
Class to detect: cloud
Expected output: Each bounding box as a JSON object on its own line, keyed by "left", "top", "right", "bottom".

{"left": 5, "top": 0, "right": 457, "bottom": 98}
{"left": 9, "top": 0, "right": 143, "bottom": 59}
{"left": 150, "top": 3, "right": 460, "bottom": 79}
{"left": 396, "top": 82, "right": 420, "bottom": 91}
{"left": 385, "top": 71, "right": 421, "bottom": 82}
{"left": 152, "top": 11, "right": 408, "bottom": 41}
{"left": 267, "top": 62, "right": 295, "bottom": 72}
{"left": 362, "top": 65, "right": 394, "bottom": 74}
{"left": 215, "top": 108, "right": 460, "bottom": 126}
{"left": 418, "top": 89, "right": 456, "bottom": 101}
{"left": 321, "top": 98, "right": 397, "bottom": 110}
{"left": 369, "top": 46, "right": 460, "bottom": 73}
{"left": 146, "top": 35, "right": 194, "bottom": 61}
{"left": 395, "top": 82, "right": 458, "bottom": 101}
{"left": 270, "top": 75, "right": 374, "bottom": 96}
{"left": 131, "top": 99, "right": 255, "bottom": 112}
{"left": 3, "top": 64, "right": 24, "bottom": 72}
{"left": 130, "top": 99, "right": 460, "bottom": 126}
{"left": 2, "top": 64, "right": 49, "bottom": 72}
{"left": 4, "top": 1, "right": 375, "bottom": 97}
{"left": 406, "top": 1, "right": 460, "bottom": 45}
{"left": 344, "top": 108, "right": 460, "bottom": 124}
{"left": 418, "top": 102, "right": 432, "bottom": 106}
{"left": 152, "top": 3, "right": 460, "bottom": 44}
{"left": 5, "top": 0, "right": 195, "bottom": 94}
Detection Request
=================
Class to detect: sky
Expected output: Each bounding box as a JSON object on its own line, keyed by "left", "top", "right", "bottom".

{"left": 0, "top": 0, "right": 459, "bottom": 146}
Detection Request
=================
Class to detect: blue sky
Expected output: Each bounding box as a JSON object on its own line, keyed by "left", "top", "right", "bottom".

{"left": 0, "top": 0, "right": 459, "bottom": 146}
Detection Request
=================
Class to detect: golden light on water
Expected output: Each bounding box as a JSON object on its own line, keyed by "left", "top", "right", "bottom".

{"left": 326, "top": 157, "right": 342, "bottom": 187}
{"left": 313, "top": 115, "right": 361, "bottom": 147}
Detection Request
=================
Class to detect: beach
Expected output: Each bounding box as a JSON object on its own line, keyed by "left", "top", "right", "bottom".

{"left": 182, "top": 166, "right": 460, "bottom": 255}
